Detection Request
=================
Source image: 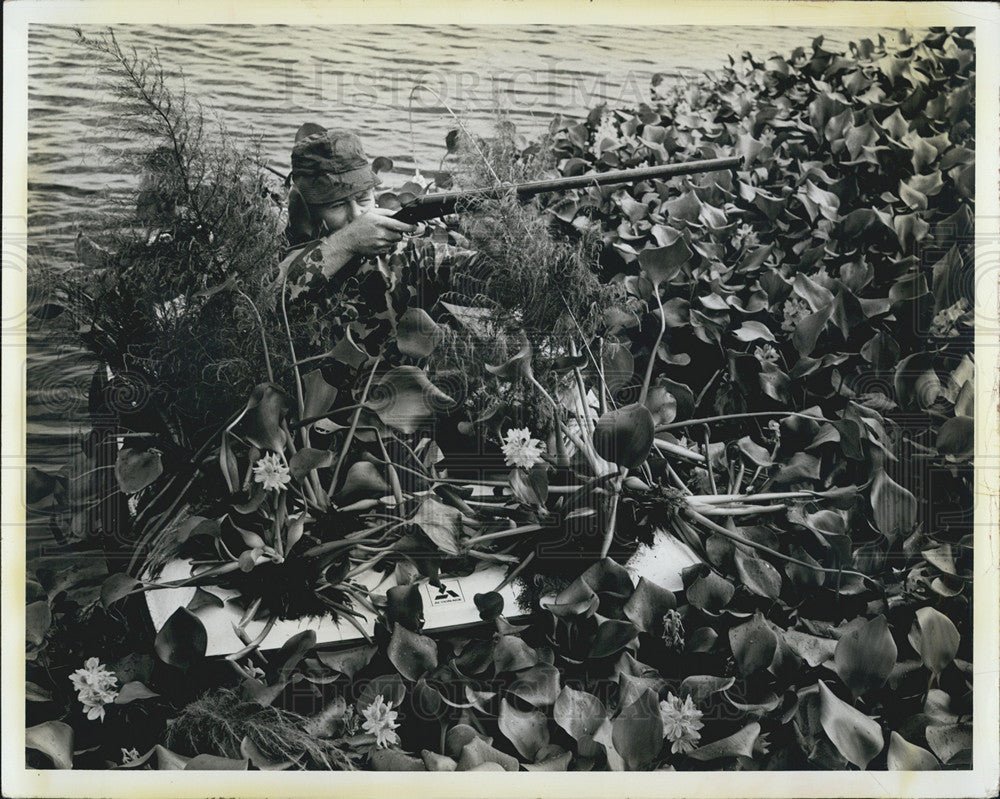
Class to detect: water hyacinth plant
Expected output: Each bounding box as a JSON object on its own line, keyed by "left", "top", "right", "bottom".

{"left": 25, "top": 26, "right": 976, "bottom": 774}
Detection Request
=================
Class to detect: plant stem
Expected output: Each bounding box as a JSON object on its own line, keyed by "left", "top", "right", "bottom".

{"left": 683, "top": 507, "right": 878, "bottom": 585}
{"left": 493, "top": 551, "right": 537, "bottom": 593}
{"left": 329, "top": 357, "right": 381, "bottom": 500}
{"left": 639, "top": 290, "right": 667, "bottom": 407}
{"left": 656, "top": 410, "right": 826, "bottom": 433}
{"left": 236, "top": 287, "right": 274, "bottom": 384}
{"left": 375, "top": 433, "right": 406, "bottom": 508}
{"left": 599, "top": 469, "right": 626, "bottom": 559}
{"left": 288, "top": 404, "right": 364, "bottom": 430}
{"left": 568, "top": 339, "right": 594, "bottom": 437}
{"left": 463, "top": 522, "right": 544, "bottom": 547}
{"left": 225, "top": 615, "right": 277, "bottom": 661}
{"left": 687, "top": 490, "right": 826, "bottom": 504}
{"left": 694, "top": 368, "right": 721, "bottom": 411}
{"left": 703, "top": 426, "right": 718, "bottom": 495}
{"left": 686, "top": 504, "right": 786, "bottom": 517}
{"left": 652, "top": 438, "right": 705, "bottom": 463}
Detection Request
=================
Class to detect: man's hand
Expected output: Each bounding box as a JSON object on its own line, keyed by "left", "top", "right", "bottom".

{"left": 332, "top": 208, "right": 417, "bottom": 257}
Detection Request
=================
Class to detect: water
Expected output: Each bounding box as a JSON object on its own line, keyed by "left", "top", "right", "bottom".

{"left": 25, "top": 23, "right": 906, "bottom": 550}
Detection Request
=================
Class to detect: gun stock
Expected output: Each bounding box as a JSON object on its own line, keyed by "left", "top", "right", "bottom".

{"left": 391, "top": 155, "right": 742, "bottom": 224}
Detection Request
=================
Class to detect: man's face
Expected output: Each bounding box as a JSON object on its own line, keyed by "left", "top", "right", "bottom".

{"left": 315, "top": 188, "right": 376, "bottom": 234}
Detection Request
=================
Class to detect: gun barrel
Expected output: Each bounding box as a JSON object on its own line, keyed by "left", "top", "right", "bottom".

{"left": 392, "top": 155, "right": 742, "bottom": 223}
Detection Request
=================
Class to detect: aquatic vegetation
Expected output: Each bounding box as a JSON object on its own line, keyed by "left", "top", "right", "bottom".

{"left": 25, "top": 26, "right": 975, "bottom": 773}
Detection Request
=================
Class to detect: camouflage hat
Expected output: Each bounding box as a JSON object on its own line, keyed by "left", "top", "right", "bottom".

{"left": 290, "top": 125, "right": 380, "bottom": 206}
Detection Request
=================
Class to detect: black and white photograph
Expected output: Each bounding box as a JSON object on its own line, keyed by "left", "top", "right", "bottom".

{"left": 4, "top": 1, "right": 999, "bottom": 797}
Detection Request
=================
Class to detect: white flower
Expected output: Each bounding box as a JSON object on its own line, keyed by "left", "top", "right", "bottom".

{"left": 659, "top": 692, "right": 704, "bottom": 754}
{"left": 361, "top": 695, "right": 401, "bottom": 749}
{"left": 662, "top": 609, "right": 685, "bottom": 650}
{"left": 754, "top": 344, "right": 780, "bottom": 365}
{"left": 780, "top": 296, "right": 811, "bottom": 332}
{"left": 121, "top": 747, "right": 141, "bottom": 765}
{"left": 500, "top": 428, "right": 546, "bottom": 470}
{"left": 252, "top": 453, "right": 291, "bottom": 492}
{"left": 69, "top": 657, "right": 119, "bottom": 722}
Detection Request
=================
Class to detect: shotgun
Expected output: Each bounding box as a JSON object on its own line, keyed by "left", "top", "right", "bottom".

{"left": 390, "top": 155, "right": 742, "bottom": 224}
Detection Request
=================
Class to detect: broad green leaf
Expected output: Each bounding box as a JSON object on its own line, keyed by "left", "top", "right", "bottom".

{"left": 600, "top": 342, "right": 635, "bottom": 394}
{"left": 25, "top": 720, "right": 73, "bottom": 769}
{"left": 817, "top": 681, "right": 884, "bottom": 769}
{"left": 737, "top": 436, "right": 772, "bottom": 467}
{"left": 115, "top": 448, "right": 163, "bottom": 494}
{"left": 908, "top": 607, "right": 960, "bottom": 676}
{"left": 870, "top": 469, "right": 917, "bottom": 542}
{"left": 275, "top": 629, "right": 317, "bottom": 682}
{"left": 643, "top": 384, "right": 678, "bottom": 426}
{"left": 834, "top": 615, "right": 897, "bottom": 698}
{"left": 589, "top": 619, "right": 639, "bottom": 659}
{"left": 367, "top": 366, "right": 456, "bottom": 434}
{"left": 316, "top": 644, "right": 377, "bottom": 678}
{"left": 523, "top": 749, "right": 573, "bottom": 771}
{"left": 301, "top": 369, "right": 338, "bottom": 421}
{"left": 370, "top": 749, "right": 426, "bottom": 771}
{"left": 729, "top": 612, "right": 778, "bottom": 675}
{"left": 793, "top": 273, "right": 835, "bottom": 311}
{"left": 288, "top": 447, "right": 334, "bottom": 480}
{"left": 687, "top": 722, "right": 760, "bottom": 762}
{"left": 493, "top": 634, "right": 538, "bottom": 673}
{"left": 623, "top": 576, "right": 676, "bottom": 633}
{"left": 388, "top": 623, "right": 438, "bottom": 680}
{"left": 678, "top": 675, "right": 735, "bottom": 704}
{"left": 484, "top": 333, "right": 532, "bottom": 380}
{"left": 114, "top": 680, "right": 160, "bottom": 704}
{"left": 396, "top": 307, "right": 443, "bottom": 357}
{"left": 925, "top": 723, "right": 972, "bottom": 765}
{"left": 473, "top": 591, "right": 504, "bottom": 622}
{"left": 638, "top": 240, "right": 694, "bottom": 288}
{"left": 685, "top": 567, "right": 735, "bottom": 612}
{"left": 732, "top": 320, "right": 776, "bottom": 342}
{"left": 734, "top": 549, "right": 782, "bottom": 599}
{"left": 936, "top": 416, "right": 973, "bottom": 459}
{"left": 792, "top": 305, "right": 833, "bottom": 357}
{"left": 241, "top": 383, "right": 289, "bottom": 452}
{"left": 498, "top": 697, "right": 549, "bottom": 760}
{"left": 357, "top": 673, "right": 406, "bottom": 712}
{"left": 26, "top": 600, "right": 51, "bottom": 646}
{"left": 456, "top": 736, "right": 519, "bottom": 771}
{"left": 592, "top": 403, "right": 654, "bottom": 469}
{"left": 410, "top": 496, "right": 462, "bottom": 555}
{"left": 335, "top": 460, "right": 390, "bottom": 504}
{"left": 611, "top": 689, "right": 664, "bottom": 770}
{"left": 444, "top": 723, "right": 490, "bottom": 760}
{"left": 887, "top": 731, "right": 938, "bottom": 770}
{"left": 421, "top": 750, "right": 457, "bottom": 772}
{"left": 553, "top": 686, "right": 606, "bottom": 741}
{"left": 155, "top": 744, "right": 191, "bottom": 770}
{"left": 154, "top": 607, "right": 207, "bottom": 669}
{"left": 509, "top": 664, "right": 561, "bottom": 707}
{"left": 185, "top": 754, "right": 249, "bottom": 770}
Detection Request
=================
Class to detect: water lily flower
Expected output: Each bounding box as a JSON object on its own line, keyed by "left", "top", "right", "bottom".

{"left": 754, "top": 344, "right": 780, "bottom": 365}
{"left": 659, "top": 692, "right": 704, "bottom": 754}
{"left": 780, "top": 296, "right": 811, "bottom": 332}
{"left": 662, "top": 609, "right": 685, "bottom": 650}
{"left": 500, "top": 427, "right": 546, "bottom": 470}
{"left": 69, "top": 657, "right": 119, "bottom": 722}
{"left": 361, "top": 695, "right": 401, "bottom": 749}
{"left": 121, "top": 747, "right": 141, "bottom": 765}
{"left": 252, "top": 452, "right": 291, "bottom": 492}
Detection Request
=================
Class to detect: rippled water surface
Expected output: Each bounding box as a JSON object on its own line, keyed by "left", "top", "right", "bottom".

{"left": 25, "top": 23, "right": 907, "bottom": 549}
